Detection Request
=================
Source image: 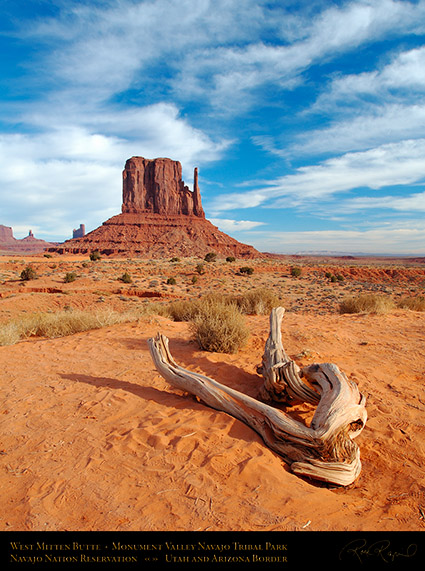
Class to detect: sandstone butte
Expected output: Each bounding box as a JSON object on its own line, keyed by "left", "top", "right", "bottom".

{"left": 49, "top": 156, "right": 261, "bottom": 259}
{"left": 0, "top": 226, "right": 54, "bottom": 254}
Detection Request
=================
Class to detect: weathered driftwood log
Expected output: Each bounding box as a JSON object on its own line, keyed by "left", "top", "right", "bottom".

{"left": 147, "top": 307, "right": 367, "bottom": 486}
{"left": 257, "top": 307, "right": 320, "bottom": 405}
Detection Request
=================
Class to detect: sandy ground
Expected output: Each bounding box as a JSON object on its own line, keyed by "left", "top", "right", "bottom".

{"left": 1, "top": 254, "right": 425, "bottom": 531}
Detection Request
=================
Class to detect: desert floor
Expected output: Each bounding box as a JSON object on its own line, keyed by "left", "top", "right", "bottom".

{"left": 0, "top": 253, "right": 424, "bottom": 531}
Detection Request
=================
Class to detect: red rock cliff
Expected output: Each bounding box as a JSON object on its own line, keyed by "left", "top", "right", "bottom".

{"left": 122, "top": 157, "right": 204, "bottom": 218}
{"left": 49, "top": 156, "right": 260, "bottom": 259}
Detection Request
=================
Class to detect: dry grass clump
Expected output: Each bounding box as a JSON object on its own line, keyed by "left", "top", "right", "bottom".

{"left": 0, "top": 308, "right": 132, "bottom": 346}
{"left": 0, "top": 321, "right": 23, "bottom": 347}
{"left": 339, "top": 293, "right": 395, "bottom": 314}
{"left": 190, "top": 300, "right": 249, "bottom": 353}
{"left": 233, "top": 287, "right": 280, "bottom": 315}
{"left": 163, "top": 299, "right": 203, "bottom": 321}
{"left": 164, "top": 294, "right": 251, "bottom": 353}
{"left": 165, "top": 288, "right": 279, "bottom": 321}
{"left": 396, "top": 295, "right": 425, "bottom": 311}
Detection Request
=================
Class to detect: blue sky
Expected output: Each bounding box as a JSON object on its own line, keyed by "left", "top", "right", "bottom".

{"left": 1, "top": 0, "right": 425, "bottom": 254}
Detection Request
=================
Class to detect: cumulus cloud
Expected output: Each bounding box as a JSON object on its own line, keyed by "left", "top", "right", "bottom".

{"left": 0, "top": 103, "right": 230, "bottom": 239}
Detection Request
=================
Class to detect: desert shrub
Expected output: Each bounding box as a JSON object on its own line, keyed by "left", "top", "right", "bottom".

{"left": 190, "top": 300, "right": 249, "bottom": 353}
{"left": 0, "top": 321, "right": 22, "bottom": 346}
{"left": 64, "top": 271, "right": 77, "bottom": 283}
{"left": 90, "top": 250, "right": 101, "bottom": 261}
{"left": 191, "top": 275, "right": 198, "bottom": 284}
{"left": 339, "top": 293, "right": 395, "bottom": 314}
{"left": 165, "top": 299, "right": 203, "bottom": 322}
{"left": 239, "top": 266, "right": 254, "bottom": 275}
{"left": 226, "top": 256, "right": 236, "bottom": 262}
{"left": 170, "top": 257, "right": 180, "bottom": 262}
{"left": 20, "top": 265, "right": 37, "bottom": 281}
{"left": 336, "top": 274, "right": 345, "bottom": 282}
{"left": 119, "top": 272, "right": 132, "bottom": 284}
{"left": 44, "top": 253, "right": 52, "bottom": 258}
{"left": 330, "top": 275, "right": 337, "bottom": 283}
{"left": 167, "top": 277, "right": 177, "bottom": 285}
{"left": 290, "top": 266, "right": 302, "bottom": 278}
{"left": 165, "top": 288, "right": 279, "bottom": 322}
{"left": 325, "top": 271, "right": 332, "bottom": 279}
{"left": 0, "top": 308, "right": 131, "bottom": 346}
{"left": 196, "top": 263, "right": 205, "bottom": 275}
{"left": 204, "top": 252, "right": 217, "bottom": 262}
{"left": 397, "top": 295, "right": 425, "bottom": 311}
{"left": 234, "top": 287, "right": 280, "bottom": 315}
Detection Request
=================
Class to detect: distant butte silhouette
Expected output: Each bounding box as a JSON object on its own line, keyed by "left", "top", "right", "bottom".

{"left": 49, "top": 156, "right": 260, "bottom": 258}
{"left": 0, "top": 225, "right": 54, "bottom": 253}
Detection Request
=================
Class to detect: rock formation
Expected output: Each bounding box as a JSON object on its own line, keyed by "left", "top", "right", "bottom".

{"left": 0, "top": 225, "right": 14, "bottom": 243}
{"left": 122, "top": 157, "right": 204, "bottom": 218}
{"left": 50, "top": 157, "right": 260, "bottom": 259}
{"left": 73, "top": 224, "right": 86, "bottom": 239}
{"left": 0, "top": 226, "right": 54, "bottom": 253}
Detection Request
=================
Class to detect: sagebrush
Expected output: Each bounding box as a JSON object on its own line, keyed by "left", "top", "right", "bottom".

{"left": 190, "top": 300, "right": 249, "bottom": 353}
{"left": 0, "top": 307, "right": 149, "bottom": 346}
{"left": 339, "top": 294, "right": 395, "bottom": 314}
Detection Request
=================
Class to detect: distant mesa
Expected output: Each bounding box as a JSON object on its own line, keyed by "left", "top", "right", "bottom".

{"left": 0, "top": 226, "right": 54, "bottom": 254}
{"left": 73, "top": 224, "right": 86, "bottom": 239}
{"left": 49, "top": 156, "right": 260, "bottom": 258}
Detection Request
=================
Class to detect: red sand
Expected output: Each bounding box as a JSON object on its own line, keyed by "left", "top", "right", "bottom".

{"left": 1, "top": 255, "right": 424, "bottom": 531}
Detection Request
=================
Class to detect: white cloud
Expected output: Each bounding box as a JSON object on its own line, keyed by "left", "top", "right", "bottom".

{"left": 315, "top": 46, "right": 425, "bottom": 108}
{"left": 171, "top": 0, "right": 425, "bottom": 110}
{"left": 343, "top": 191, "right": 425, "bottom": 212}
{"left": 284, "top": 46, "right": 425, "bottom": 157}
{"left": 4, "top": 0, "right": 425, "bottom": 252}
{"left": 209, "top": 218, "right": 266, "bottom": 232}
{"left": 18, "top": 0, "right": 425, "bottom": 113}
{"left": 0, "top": 102, "right": 230, "bottom": 240}
{"left": 23, "top": 0, "right": 268, "bottom": 103}
{"left": 290, "top": 104, "right": 425, "bottom": 157}
{"left": 211, "top": 139, "right": 425, "bottom": 212}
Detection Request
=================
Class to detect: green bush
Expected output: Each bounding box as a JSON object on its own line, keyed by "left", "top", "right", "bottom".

{"left": 90, "top": 250, "right": 101, "bottom": 261}
{"left": 20, "top": 265, "right": 38, "bottom": 281}
{"left": 204, "top": 252, "right": 217, "bottom": 262}
{"left": 196, "top": 263, "right": 205, "bottom": 275}
{"left": 170, "top": 257, "right": 180, "bottom": 262}
{"left": 167, "top": 277, "right": 177, "bottom": 285}
{"left": 239, "top": 266, "right": 254, "bottom": 275}
{"left": 226, "top": 256, "right": 236, "bottom": 263}
{"left": 191, "top": 275, "right": 198, "bottom": 284}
